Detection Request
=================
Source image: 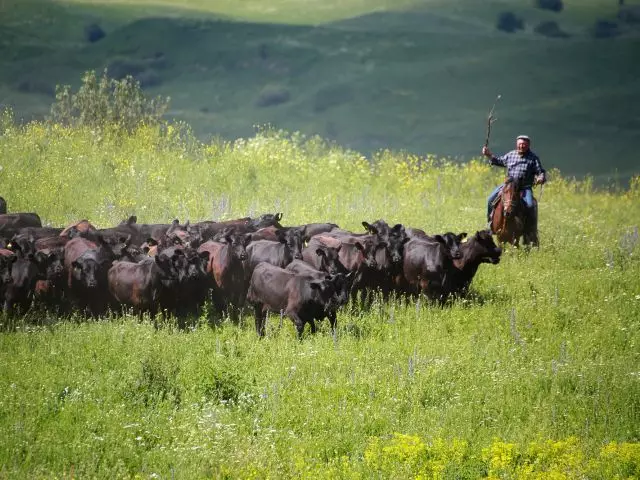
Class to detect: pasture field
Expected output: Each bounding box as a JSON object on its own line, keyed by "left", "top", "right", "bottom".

{"left": 0, "top": 114, "right": 639, "bottom": 478}
{"left": 2, "top": 0, "right": 640, "bottom": 180}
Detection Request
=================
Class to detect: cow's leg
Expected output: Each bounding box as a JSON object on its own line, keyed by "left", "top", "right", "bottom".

{"left": 327, "top": 311, "right": 337, "bottom": 333}
{"left": 287, "top": 311, "right": 306, "bottom": 339}
{"left": 253, "top": 304, "right": 266, "bottom": 337}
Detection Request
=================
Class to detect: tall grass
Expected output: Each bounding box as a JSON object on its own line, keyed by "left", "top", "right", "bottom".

{"left": 0, "top": 118, "right": 639, "bottom": 478}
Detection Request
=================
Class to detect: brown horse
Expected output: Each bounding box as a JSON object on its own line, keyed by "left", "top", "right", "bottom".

{"left": 490, "top": 177, "right": 538, "bottom": 247}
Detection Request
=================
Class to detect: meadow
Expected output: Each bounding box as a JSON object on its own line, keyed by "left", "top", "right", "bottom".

{"left": 2, "top": 0, "right": 640, "bottom": 180}
{"left": 0, "top": 110, "right": 639, "bottom": 477}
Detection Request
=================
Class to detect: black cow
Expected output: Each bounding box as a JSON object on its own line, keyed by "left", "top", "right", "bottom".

{"left": 312, "top": 234, "right": 388, "bottom": 303}
{"left": 0, "top": 213, "right": 42, "bottom": 238}
{"left": 447, "top": 230, "right": 502, "bottom": 297}
{"left": 245, "top": 228, "right": 305, "bottom": 279}
{"left": 396, "top": 238, "right": 453, "bottom": 301}
{"left": 406, "top": 228, "right": 467, "bottom": 260}
{"left": 286, "top": 260, "right": 354, "bottom": 330}
{"left": 108, "top": 255, "right": 182, "bottom": 318}
{"left": 0, "top": 250, "right": 16, "bottom": 305}
{"left": 247, "top": 262, "right": 347, "bottom": 338}
{"left": 64, "top": 237, "right": 115, "bottom": 316}
{"left": 154, "top": 245, "right": 210, "bottom": 317}
{"left": 32, "top": 248, "right": 66, "bottom": 312}
{"left": 195, "top": 213, "right": 284, "bottom": 242}
{"left": 2, "top": 250, "right": 51, "bottom": 315}
{"left": 301, "top": 243, "right": 348, "bottom": 275}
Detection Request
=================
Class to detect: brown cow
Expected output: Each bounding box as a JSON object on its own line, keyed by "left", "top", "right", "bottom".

{"left": 198, "top": 231, "right": 251, "bottom": 314}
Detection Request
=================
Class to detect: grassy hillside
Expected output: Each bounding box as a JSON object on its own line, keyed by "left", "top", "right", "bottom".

{"left": 1, "top": 0, "right": 639, "bottom": 182}
{"left": 0, "top": 118, "right": 639, "bottom": 477}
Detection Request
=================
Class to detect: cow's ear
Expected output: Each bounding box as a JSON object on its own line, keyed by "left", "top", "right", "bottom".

{"left": 275, "top": 212, "right": 283, "bottom": 222}
{"left": 146, "top": 237, "right": 158, "bottom": 246}
{"left": 362, "top": 221, "right": 371, "bottom": 232}
{"left": 171, "top": 219, "right": 180, "bottom": 227}
{"left": 127, "top": 215, "right": 137, "bottom": 225}
{"left": 199, "top": 250, "right": 210, "bottom": 262}
{"left": 354, "top": 241, "right": 365, "bottom": 252}
{"left": 434, "top": 235, "right": 445, "bottom": 244}
{"left": 243, "top": 234, "right": 252, "bottom": 247}
{"left": 315, "top": 248, "right": 326, "bottom": 258}
{"left": 458, "top": 232, "right": 468, "bottom": 241}
{"left": 392, "top": 224, "right": 405, "bottom": 234}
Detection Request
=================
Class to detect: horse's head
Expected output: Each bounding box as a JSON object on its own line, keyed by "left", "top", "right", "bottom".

{"left": 502, "top": 177, "right": 520, "bottom": 218}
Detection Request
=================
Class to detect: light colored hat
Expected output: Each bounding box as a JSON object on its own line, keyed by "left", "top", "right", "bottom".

{"left": 516, "top": 135, "right": 531, "bottom": 142}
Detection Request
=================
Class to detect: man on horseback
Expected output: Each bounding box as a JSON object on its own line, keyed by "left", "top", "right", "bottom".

{"left": 482, "top": 135, "right": 546, "bottom": 233}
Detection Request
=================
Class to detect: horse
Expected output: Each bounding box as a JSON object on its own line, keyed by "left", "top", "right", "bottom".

{"left": 490, "top": 177, "right": 538, "bottom": 247}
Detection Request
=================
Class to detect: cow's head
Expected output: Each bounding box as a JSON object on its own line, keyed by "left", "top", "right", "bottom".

{"left": 470, "top": 230, "right": 502, "bottom": 264}
{"left": 315, "top": 245, "right": 347, "bottom": 275}
{"left": 354, "top": 239, "right": 380, "bottom": 269}
{"left": 433, "top": 232, "right": 467, "bottom": 260}
{"left": 71, "top": 256, "right": 100, "bottom": 289}
{"left": 251, "top": 212, "right": 284, "bottom": 230}
{"left": 35, "top": 249, "right": 65, "bottom": 280}
{"left": 276, "top": 228, "right": 304, "bottom": 260}
{"left": 225, "top": 231, "right": 251, "bottom": 261}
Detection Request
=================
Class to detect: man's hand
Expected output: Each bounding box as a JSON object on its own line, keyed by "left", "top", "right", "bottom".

{"left": 482, "top": 146, "right": 492, "bottom": 157}
{"left": 534, "top": 174, "right": 546, "bottom": 185}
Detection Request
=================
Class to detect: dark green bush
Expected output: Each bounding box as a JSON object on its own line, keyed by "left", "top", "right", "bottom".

{"left": 591, "top": 19, "right": 620, "bottom": 38}
{"left": 48, "top": 69, "right": 170, "bottom": 133}
{"left": 84, "top": 23, "right": 106, "bottom": 43}
{"left": 534, "top": 0, "right": 564, "bottom": 12}
{"left": 496, "top": 12, "right": 525, "bottom": 33}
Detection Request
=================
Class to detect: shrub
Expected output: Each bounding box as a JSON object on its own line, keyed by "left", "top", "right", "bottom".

{"left": 591, "top": 19, "right": 620, "bottom": 38}
{"left": 48, "top": 69, "right": 170, "bottom": 133}
{"left": 496, "top": 12, "right": 525, "bottom": 33}
{"left": 534, "top": 20, "right": 570, "bottom": 38}
{"left": 618, "top": 6, "right": 640, "bottom": 24}
{"left": 534, "top": 0, "right": 564, "bottom": 12}
{"left": 255, "top": 84, "right": 290, "bottom": 107}
{"left": 84, "top": 22, "right": 106, "bottom": 43}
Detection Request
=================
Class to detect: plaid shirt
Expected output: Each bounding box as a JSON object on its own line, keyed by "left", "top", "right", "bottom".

{"left": 490, "top": 149, "right": 545, "bottom": 188}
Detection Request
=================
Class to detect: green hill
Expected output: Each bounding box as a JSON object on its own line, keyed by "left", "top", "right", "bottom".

{"left": 1, "top": 0, "right": 639, "bottom": 181}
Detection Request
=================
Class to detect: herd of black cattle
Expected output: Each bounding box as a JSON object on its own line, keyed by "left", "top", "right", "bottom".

{"left": 0, "top": 207, "right": 503, "bottom": 337}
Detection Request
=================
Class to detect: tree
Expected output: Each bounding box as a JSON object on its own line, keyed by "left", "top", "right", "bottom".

{"left": 49, "top": 69, "right": 170, "bottom": 133}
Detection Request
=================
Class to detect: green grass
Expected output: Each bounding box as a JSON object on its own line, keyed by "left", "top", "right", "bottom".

{"left": 0, "top": 117, "right": 639, "bottom": 477}
{"left": 1, "top": 0, "right": 639, "bottom": 182}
